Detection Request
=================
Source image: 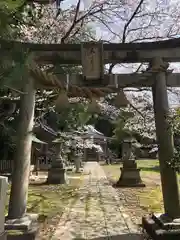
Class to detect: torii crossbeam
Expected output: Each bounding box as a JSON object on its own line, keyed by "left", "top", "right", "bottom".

{"left": 1, "top": 38, "right": 180, "bottom": 64}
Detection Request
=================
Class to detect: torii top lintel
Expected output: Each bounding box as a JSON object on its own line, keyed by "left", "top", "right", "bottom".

{"left": 1, "top": 38, "right": 180, "bottom": 64}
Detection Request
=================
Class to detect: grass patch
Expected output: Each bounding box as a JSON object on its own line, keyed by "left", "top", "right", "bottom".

{"left": 137, "top": 159, "right": 159, "bottom": 173}
{"left": 102, "top": 159, "right": 160, "bottom": 180}
{"left": 137, "top": 186, "right": 163, "bottom": 213}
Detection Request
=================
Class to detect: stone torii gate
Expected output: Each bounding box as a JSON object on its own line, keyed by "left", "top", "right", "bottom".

{"left": 2, "top": 38, "right": 180, "bottom": 239}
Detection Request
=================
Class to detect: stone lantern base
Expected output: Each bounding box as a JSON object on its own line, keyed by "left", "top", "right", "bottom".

{"left": 142, "top": 213, "right": 180, "bottom": 240}
{"left": 47, "top": 161, "right": 67, "bottom": 184}
{"left": 115, "top": 160, "right": 145, "bottom": 187}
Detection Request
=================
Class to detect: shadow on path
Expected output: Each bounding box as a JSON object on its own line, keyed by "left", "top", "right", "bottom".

{"left": 75, "top": 233, "right": 143, "bottom": 239}
{"left": 52, "top": 162, "right": 143, "bottom": 240}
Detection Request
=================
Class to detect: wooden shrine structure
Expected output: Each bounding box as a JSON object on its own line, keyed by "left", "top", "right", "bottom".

{"left": 4, "top": 38, "right": 180, "bottom": 238}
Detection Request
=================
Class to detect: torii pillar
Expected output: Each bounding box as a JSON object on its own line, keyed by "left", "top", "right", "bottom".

{"left": 142, "top": 57, "right": 180, "bottom": 239}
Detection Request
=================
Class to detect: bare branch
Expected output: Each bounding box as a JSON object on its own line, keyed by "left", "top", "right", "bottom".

{"left": 61, "top": 0, "right": 81, "bottom": 43}
{"left": 108, "top": 0, "right": 145, "bottom": 74}
{"left": 122, "top": 0, "right": 145, "bottom": 43}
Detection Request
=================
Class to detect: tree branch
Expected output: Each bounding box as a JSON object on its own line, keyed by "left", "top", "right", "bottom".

{"left": 61, "top": 0, "right": 81, "bottom": 43}
{"left": 108, "top": 0, "right": 145, "bottom": 74}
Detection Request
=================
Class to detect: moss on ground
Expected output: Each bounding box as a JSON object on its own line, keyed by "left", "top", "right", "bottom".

{"left": 27, "top": 184, "right": 80, "bottom": 216}
{"left": 6, "top": 174, "right": 83, "bottom": 238}
{"left": 137, "top": 186, "right": 163, "bottom": 213}
{"left": 6, "top": 177, "right": 82, "bottom": 214}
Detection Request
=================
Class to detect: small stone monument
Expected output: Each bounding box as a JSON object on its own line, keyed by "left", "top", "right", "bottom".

{"left": 115, "top": 138, "right": 145, "bottom": 187}
{"left": 0, "top": 176, "right": 8, "bottom": 240}
{"left": 47, "top": 141, "right": 67, "bottom": 184}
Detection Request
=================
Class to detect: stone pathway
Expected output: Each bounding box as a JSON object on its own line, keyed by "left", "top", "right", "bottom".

{"left": 52, "top": 162, "right": 143, "bottom": 240}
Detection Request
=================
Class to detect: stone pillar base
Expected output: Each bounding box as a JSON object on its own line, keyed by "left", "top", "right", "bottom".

{"left": 5, "top": 214, "right": 38, "bottom": 231}
{"left": 7, "top": 223, "right": 38, "bottom": 240}
{"left": 142, "top": 213, "right": 180, "bottom": 239}
{"left": 5, "top": 214, "right": 38, "bottom": 240}
{"left": 47, "top": 168, "right": 67, "bottom": 184}
{"left": 0, "top": 231, "right": 6, "bottom": 240}
{"left": 114, "top": 166, "right": 145, "bottom": 188}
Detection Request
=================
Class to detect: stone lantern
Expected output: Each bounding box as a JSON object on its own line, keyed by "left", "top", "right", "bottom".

{"left": 115, "top": 137, "right": 145, "bottom": 187}
{"left": 47, "top": 140, "right": 67, "bottom": 184}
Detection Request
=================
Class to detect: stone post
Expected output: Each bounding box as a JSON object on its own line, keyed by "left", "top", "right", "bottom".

{"left": 47, "top": 143, "right": 67, "bottom": 184}
{"left": 151, "top": 57, "right": 180, "bottom": 218}
{"left": 142, "top": 58, "right": 180, "bottom": 239}
{"left": 0, "top": 176, "right": 8, "bottom": 240}
{"left": 6, "top": 79, "right": 38, "bottom": 235}
{"left": 115, "top": 138, "right": 145, "bottom": 187}
{"left": 8, "top": 78, "right": 36, "bottom": 219}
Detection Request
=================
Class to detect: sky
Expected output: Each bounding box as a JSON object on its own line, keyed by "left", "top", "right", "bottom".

{"left": 61, "top": 0, "right": 88, "bottom": 10}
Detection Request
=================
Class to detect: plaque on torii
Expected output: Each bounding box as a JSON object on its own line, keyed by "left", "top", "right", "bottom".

{"left": 81, "top": 42, "right": 104, "bottom": 81}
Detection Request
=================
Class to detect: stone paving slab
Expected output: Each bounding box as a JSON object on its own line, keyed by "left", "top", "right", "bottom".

{"left": 52, "top": 162, "right": 143, "bottom": 240}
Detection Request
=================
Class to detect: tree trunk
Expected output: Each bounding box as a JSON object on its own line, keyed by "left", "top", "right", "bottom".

{"left": 152, "top": 59, "right": 180, "bottom": 218}
{"left": 8, "top": 79, "right": 35, "bottom": 219}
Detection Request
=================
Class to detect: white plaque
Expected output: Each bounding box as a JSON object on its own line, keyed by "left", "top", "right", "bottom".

{"left": 81, "top": 42, "right": 103, "bottom": 80}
